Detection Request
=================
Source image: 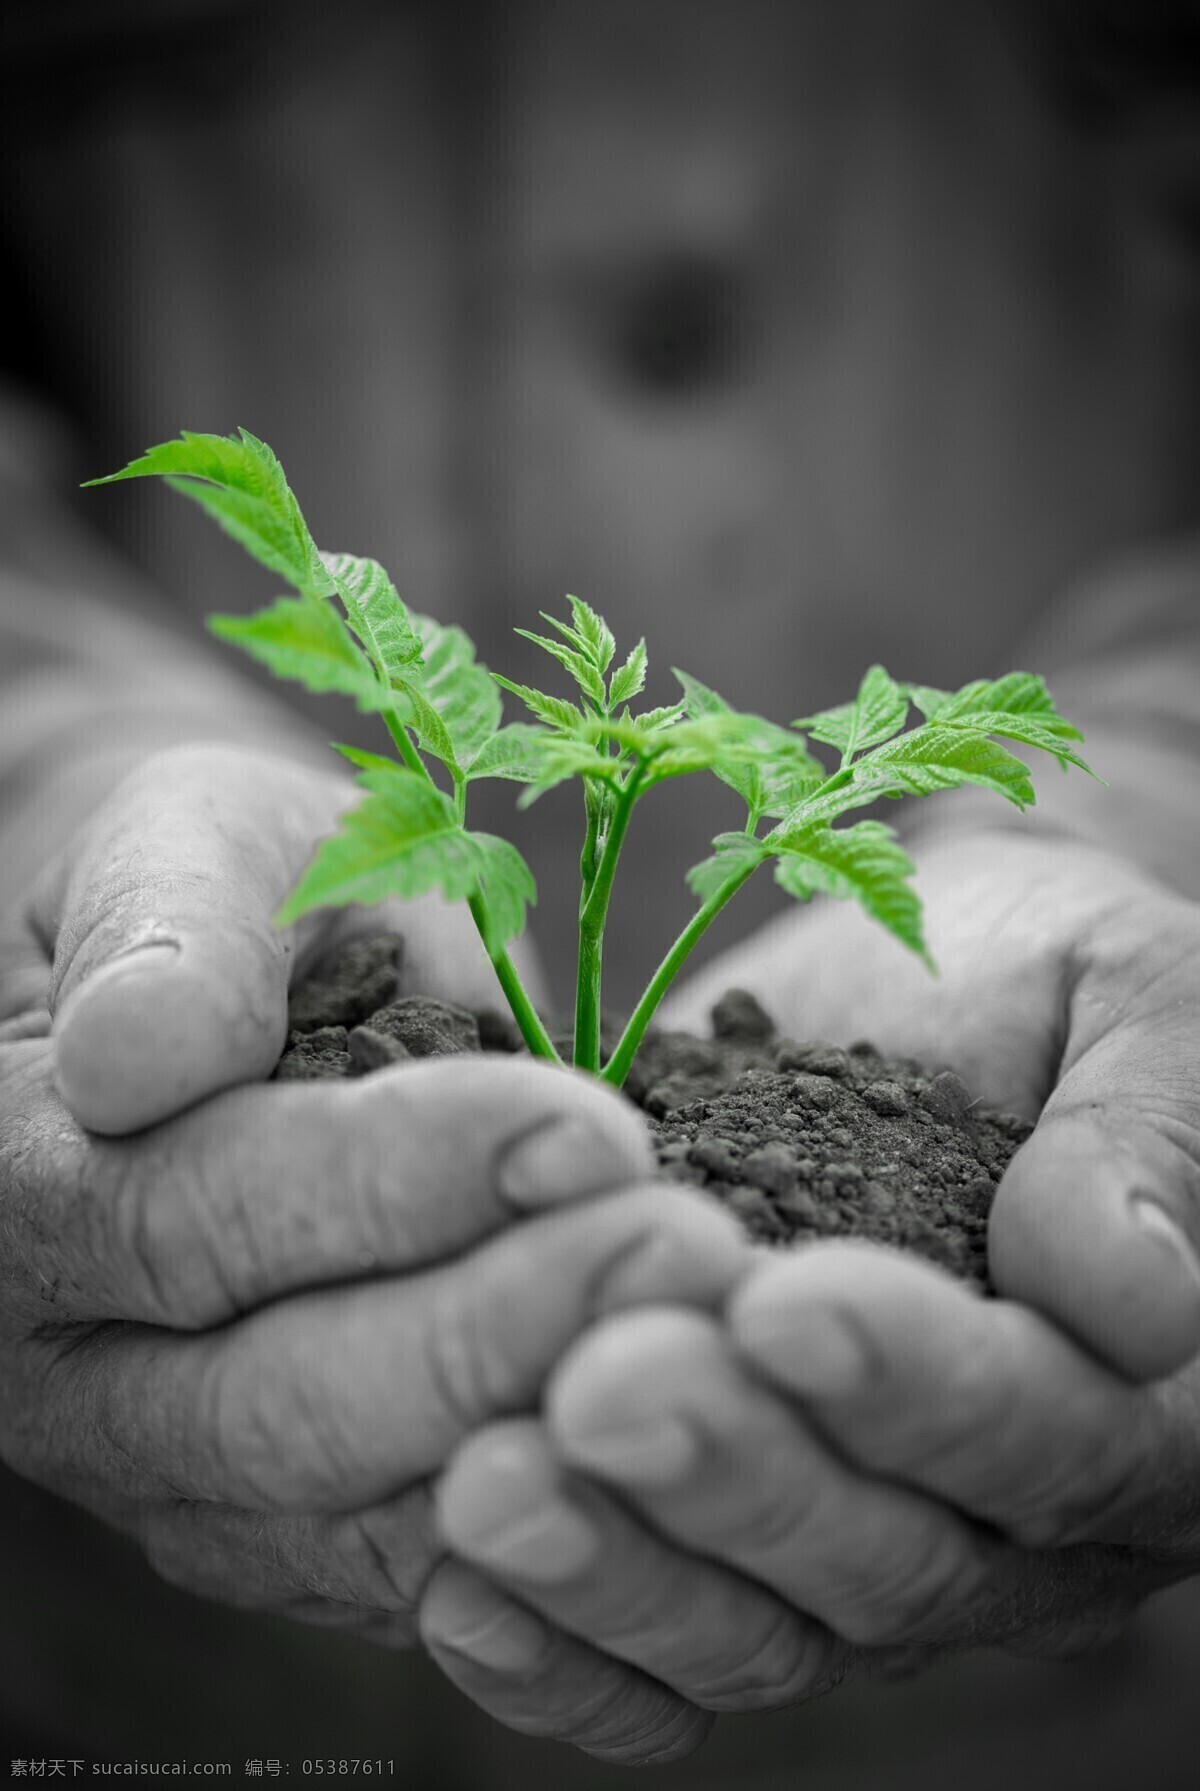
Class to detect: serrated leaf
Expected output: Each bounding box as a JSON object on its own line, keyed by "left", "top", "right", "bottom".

{"left": 607, "top": 639, "right": 648, "bottom": 709}
{"left": 794, "top": 664, "right": 909, "bottom": 760}
{"left": 672, "top": 668, "right": 825, "bottom": 814}
{"left": 936, "top": 670, "right": 1053, "bottom": 722}
{"left": 206, "top": 595, "right": 392, "bottom": 711}
{"left": 934, "top": 711, "right": 1096, "bottom": 775}
{"left": 392, "top": 677, "right": 460, "bottom": 773}
{"left": 408, "top": 614, "right": 502, "bottom": 767}
{"left": 516, "top": 738, "right": 625, "bottom": 807}
{"left": 86, "top": 429, "right": 330, "bottom": 596}
{"left": 854, "top": 725, "right": 1037, "bottom": 807}
{"left": 768, "top": 819, "right": 930, "bottom": 966}
{"left": 537, "top": 597, "right": 617, "bottom": 676}
{"left": 515, "top": 629, "right": 607, "bottom": 707}
{"left": 491, "top": 676, "right": 584, "bottom": 734}
{"left": 465, "top": 724, "right": 552, "bottom": 784}
{"left": 686, "top": 831, "right": 768, "bottom": 904}
{"left": 905, "top": 683, "right": 953, "bottom": 721}
{"left": 632, "top": 698, "right": 687, "bottom": 732}
{"left": 272, "top": 766, "right": 474, "bottom": 927}
{"left": 469, "top": 833, "right": 537, "bottom": 953}
{"left": 324, "top": 551, "right": 423, "bottom": 683}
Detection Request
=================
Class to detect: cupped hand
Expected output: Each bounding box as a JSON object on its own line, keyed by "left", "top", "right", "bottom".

{"left": 0, "top": 741, "right": 756, "bottom": 1764}
{"left": 423, "top": 825, "right": 1200, "bottom": 1759}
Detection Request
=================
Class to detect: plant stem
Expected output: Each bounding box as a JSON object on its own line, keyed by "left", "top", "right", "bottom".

{"left": 601, "top": 853, "right": 761, "bottom": 1088}
{"left": 573, "top": 768, "right": 644, "bottom": 1072}
{"left": 383, "top": 710, "right": 428, "bottom": 778}
{"left": 467, "top": 892, "right": 562, "bottom": 1062}
{"left": 382, "top": 708, "right": 561, "bottom": 1065}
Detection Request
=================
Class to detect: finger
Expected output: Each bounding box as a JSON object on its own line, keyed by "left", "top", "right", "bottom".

{"left": 15, "top": 1184, "right": 749, "bottom": 1511}
{"left": 1, "top": 1050, "right": 657, "bottom": 1330}
{"left": 138, "top": 1483, "right": 438, "bottom": 1645}
{"left": 545, "top": 1307, "right": 1003, "bottom": 1650}
{"left": 990, "top": 896, "right": 1200, "bottom": 1379}
{"left": 139, "top": 1484, "right": 715, "bottom": 1763}
{"left": 992, "top": 1116, "right": 1200, "bottom": 1383}
{"left": 726, "top": 1245, "right": 1196, "bottom": 1553}
{"left": 39, "top": 742, "right": 502, "bottom": 1135}
{"left": 434, "top": 1419, "right": 847, "bottom": 1712}
{"left": 421, "top": 1559, "right": 713, "bottom": 1766}
{"left": 0, "top": 921, "right": 51, "bottom": 1030}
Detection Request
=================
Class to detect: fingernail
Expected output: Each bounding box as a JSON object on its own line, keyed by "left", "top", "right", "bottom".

{"left": 561, "top": 1417, "right": 698, "bottom": 1486}
{"left": 1129, "top": 1196, "right": 1200, "bottom": 1297}
{"left": 457, "top": 1498, "right": 600, "bottom": 1583}
{"left": 436, "top": 1600, "right": 549, "bottom": 1673}
{"left": 497, "top": 1116, "right": 610, "bottom": 1207}
{"left": 737, "top": 1304, "right": 867, "bottom": 1396}
{"left": 55, "top": 941, "right": 182, "bottom": 1024}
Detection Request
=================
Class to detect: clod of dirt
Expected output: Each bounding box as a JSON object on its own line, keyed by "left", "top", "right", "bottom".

{"left": 349, "top": 996, "right": 482, "bottom": 1060}
{"left": 272, "top": 934, "right": 1034, "bottom": 1291}
{"left": 285, "top": 934, "right": 405, "bottom": 1033}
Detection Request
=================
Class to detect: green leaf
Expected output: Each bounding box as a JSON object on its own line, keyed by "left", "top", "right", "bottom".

{"left": 934, "top": 670, "right": 1076, "bottom": 729}
{"left": 686, "top": 831, "right": 768, "bottom": 904}
{"left": 934, "top": 711, "right": 1096, "bottom": 775}
{"left": 86, "top": 429, "right": 330, "bottom": 596}
{"left": 491, "top": 676, "right": 584, "bottom": 734}
{"left": 905, "top": 683, "right": 952, "bottom": 721}
{"left": 516, "top": 738, "right": 625, "bottom": 807}
{"left": 768, "top": 819, "right": 931, "bottom": 967}
{"left": 329, "top": 743, "right": 397, "bottom": 774}
{"left": 631, "top": 698, "right": 687, "bottom": 732}
{"left": 551, "top": 597, "right": 617, "bottom": 675}
{"left": 464, "top": 724, "right": 553, "bottom": 784}
{"left": 206, "top": 595, "right": 392, "bottom": 711}
{"left": 408, "top": 614, "right": 502, "bottom": 768}
{"left": 673, "top": 668, "right": 824, "bottom": 815}
{"left": 469, "top": 834, "right": 537, "bottom": 953}
{"left": 794, "top": 664, "right": 909, "bottom": 761}
{"left": 607, "top": 639, "right": 648, "bottom": 709}
{"left": 854, "top": 725, "right": 1037, "bottom": 808}
{"left": 392, "top": 677, "right": 461, "bottom": 774}
{"left": 515, "top": 629, "right": 607, "bottom": 707}
{"left": 324, "top": 552, "right": 423, "bottom": 683}
{"left": 273, "top": 766, "right": 476, "bottom": 928}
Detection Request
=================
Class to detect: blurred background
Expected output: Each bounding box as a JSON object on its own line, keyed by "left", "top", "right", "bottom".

{"left": 2, "top": 0, "right": 1199, "bottom": 1783}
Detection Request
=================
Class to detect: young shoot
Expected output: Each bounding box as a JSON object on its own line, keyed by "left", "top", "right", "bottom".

{"left": 86, "top": 430, "right": 1098, "bottom": 1086}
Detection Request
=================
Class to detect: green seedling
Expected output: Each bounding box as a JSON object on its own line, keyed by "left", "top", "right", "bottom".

{"left": 86, "top": 429, "right": 1097, "bottom": 1085}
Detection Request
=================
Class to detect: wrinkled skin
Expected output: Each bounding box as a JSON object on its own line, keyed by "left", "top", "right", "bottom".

{"left": 422, "top": 826, "right": 1200, "bottom": 1763}
{"left": 6, "top": 742, "right": 1200, "bottom": 1770}
{"left": 0, "top": 742, "right": 753, "bottom": 1767}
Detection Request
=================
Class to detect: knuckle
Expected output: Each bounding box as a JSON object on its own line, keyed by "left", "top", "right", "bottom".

{"left": 419, "top": 1274, "right": 495, "bottom": 1442}
{"left": 103, "top": 1145, "right": 235, "bottom": 1329}
{"left": 326, "top": 1496, "right": 434, "bottom": 1615}
{"left": 554, "top": 1674, "right": 699, "bottom": 1764}
{"left": 835, "top": 1526, "right": 989, "bottom": 1647}
{"left": 689, "top": 1607, "right": 834, "bottom": 1713}
{"left": 191, "top": 1340, "right": 347, "bottom": 1510}
{"left": 1009, "top": 1397, "right": 1153, "bottom": 1547}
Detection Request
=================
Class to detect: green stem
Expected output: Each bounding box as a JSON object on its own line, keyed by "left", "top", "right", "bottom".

{"left": 383, "top": 710, "right": 428, "bottom": 778}
{"left": 573, "top": 768, "right": 644, "bottom": 1072}
{"left": 601, "top": 854, "right": 761, "bottom": 1088}
{"left": 467, "top": 892, "right": 563, "bottom": 1063}
{"left": 381, "top": 707, "right": 561, "bottom": 1064}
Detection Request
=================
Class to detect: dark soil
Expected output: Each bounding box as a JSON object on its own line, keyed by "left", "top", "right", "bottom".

{"left": 274, "top": 933, "right": 1034, "bottom": 1291}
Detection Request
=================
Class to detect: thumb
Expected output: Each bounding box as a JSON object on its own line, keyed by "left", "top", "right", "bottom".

{"left": 46, "top": 742, "right": 350, "bottom": 1135}
{"left": 990, "top": 910, "right": 1200, "bottom": 1381}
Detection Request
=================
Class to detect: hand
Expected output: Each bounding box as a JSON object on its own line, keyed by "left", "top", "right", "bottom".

{"left": 0, "top": 740, "right": 751, "bottom": 1747}
{"left": 422, "top": 826, "right": 1200, "bottom": 1760}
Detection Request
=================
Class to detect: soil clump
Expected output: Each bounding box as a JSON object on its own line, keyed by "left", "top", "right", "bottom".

{"left": 274, "top": 933, "right": 1033, "bottom": 1290}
